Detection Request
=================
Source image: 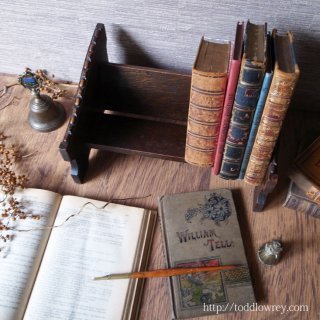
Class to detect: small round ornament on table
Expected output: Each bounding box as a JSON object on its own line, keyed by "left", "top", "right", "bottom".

{"left": 257, "top": 240, "right": 283, "bottom": 266}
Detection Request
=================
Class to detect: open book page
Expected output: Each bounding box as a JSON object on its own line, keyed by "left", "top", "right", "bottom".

{"left": 0, "top": 188, "right": 62, "bottom": 320}
{"left": 24, "top": 195, "right": 145, "bottom": 320}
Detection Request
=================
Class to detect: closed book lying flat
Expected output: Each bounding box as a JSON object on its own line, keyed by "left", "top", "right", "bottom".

{"left": 185, "top": 37, "right": 230, "bottom": 167}
{"left": 219, "top": 21, "right": 266, "bottom": 179}
{"left": 288, "top": 136, "right": 320, "bottom": 205}
{"left": 213, "top": 21, "right": 244, "bottom": 175}
{"left": 283, "top": 180, "right": 320, "bottom": 218}
{"left": 159, "top": 189, "right": 255, "bottom": 319}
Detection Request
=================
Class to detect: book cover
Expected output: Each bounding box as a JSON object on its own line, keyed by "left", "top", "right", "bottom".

{"left": 288, "top": 136, "right": 320, "bottom": 205}
{"left": 185, "top": 37, "right": 230, "bottom": 167}
{"left": 245, "top": 30, "right": 300, "bottom": 186}
{"left": 239, "top": 33, "right": 273, "bottom": 179}
{"left": 213, "top": 21, "right": 244, "bottom": 175}
{"left": 283, "top": 180, "right": 320, "bottom": 218}
{"left": 219, "top": 21, "right": 267, "bottom": 179}
{"left": 159, "top": 189, "right": 255, "bottom": 319}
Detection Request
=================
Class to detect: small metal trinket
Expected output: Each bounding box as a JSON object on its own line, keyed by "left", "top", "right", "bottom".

{"left": 18, "top": 70, "right": 66, "bottom": 132}
{"left": 257, "top": 240, "right": 283, "bottom": 266}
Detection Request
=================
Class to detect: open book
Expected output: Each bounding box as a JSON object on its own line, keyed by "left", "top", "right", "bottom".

{"left": 0, "top": 188, "right": 156, "bottom": 320}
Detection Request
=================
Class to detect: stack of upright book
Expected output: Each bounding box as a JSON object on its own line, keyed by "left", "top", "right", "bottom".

{"left": 185, "top": 20, "right": 300, "bottom": 187}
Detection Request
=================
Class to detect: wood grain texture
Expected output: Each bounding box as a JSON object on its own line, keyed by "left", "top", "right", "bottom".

{"left": 0, "top": 73, "right": 209, "bottom": 319}
{"left": 0, "top": 73, "right": 319, "bottom": 319}
{"left": 207, "top": 109, "right": 320, "bottom": 320}
{"left": 0, "top": 1, "right": 319, "bottom": 111}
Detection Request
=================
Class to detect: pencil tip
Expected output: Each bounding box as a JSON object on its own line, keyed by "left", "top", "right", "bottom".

{"left": 93, "top": 275, "right": 111, "bottom": 280}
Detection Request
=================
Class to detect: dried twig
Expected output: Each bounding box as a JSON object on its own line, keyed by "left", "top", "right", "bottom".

{"left": 17, "top": 194, "right": 152, "bottom": 233}
{"left": 0, "top": 82, "right": 19, "bottom": 99}
{"left": 0, "top": 68, "right": 77, "bottom": 108}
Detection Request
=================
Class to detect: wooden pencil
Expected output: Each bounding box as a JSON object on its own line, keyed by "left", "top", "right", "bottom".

{"left": 94, "top": 265, "right": 241, "bottom": 280}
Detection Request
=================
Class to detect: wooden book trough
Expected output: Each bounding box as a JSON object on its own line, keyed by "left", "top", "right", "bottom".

{"left": 60, "top": 23, "right": 191, "bottom": 183}
{"left": 59, "top": 23, "right": 277, "bottom": 211}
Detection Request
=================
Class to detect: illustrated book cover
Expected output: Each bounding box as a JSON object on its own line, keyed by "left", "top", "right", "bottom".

{"left": 0, "top": 188, "right": 156, "bottom": 320}
{"left": 159, "top": 189, "right": 255, "bottom": 319}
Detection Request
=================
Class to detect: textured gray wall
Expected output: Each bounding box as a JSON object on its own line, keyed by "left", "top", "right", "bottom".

{"left": 1, "top": 0, "right": 319, "bottom": 110}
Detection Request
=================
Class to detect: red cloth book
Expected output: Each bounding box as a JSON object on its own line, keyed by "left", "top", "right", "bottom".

{"left": 213, "top": 22, "right": 244, "bottom": 175}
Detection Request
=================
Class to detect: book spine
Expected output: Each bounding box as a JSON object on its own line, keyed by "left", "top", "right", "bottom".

{"left": 283, "top": 189, "right": 320, "bottom": 218}
{"left": 213, "top": 59, "right": 241, "bottom": 175}
{"left": 244, "top": 70, "right": 299, "bottom": 185}
{"left": 219, "top": 58, "right": 265, "bottom": 179}
{"left": 185, "top": 70, "right": 227, "bottom": 166}
{"left": 239, "top": 72, "right": 273, "bottom": 179}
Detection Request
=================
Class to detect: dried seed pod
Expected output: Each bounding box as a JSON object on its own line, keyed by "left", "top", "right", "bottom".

{"left": 0, "top": 132, "right": 37, "bottom": 248}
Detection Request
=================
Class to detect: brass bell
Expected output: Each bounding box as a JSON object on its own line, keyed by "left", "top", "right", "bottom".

{"left": 257, "top": 240, "right": 283, "bottom": 266}
{"left": 18, "top": 70, "right": 66, "bottom": 132}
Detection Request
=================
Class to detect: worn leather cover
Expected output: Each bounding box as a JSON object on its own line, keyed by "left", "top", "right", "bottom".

{"left": 219, "top": 21, "right": 266, "bottom": 179}
{"left": 239, "top": 33, "right": 273, "bottom": 179}
{"left": 185, "top": 38, "right": 230, "bottom": 166}
{"left": 283, "top": 180, "right": 320, "bottom": 218}
{"left": 213, "top": 22, "right": 244, "bottom": 175}
{"left": 245, "top": 30, "right": 300, "bottom": 186}
{"left": 159, "top": 189, "right": 255, "bottom": 319}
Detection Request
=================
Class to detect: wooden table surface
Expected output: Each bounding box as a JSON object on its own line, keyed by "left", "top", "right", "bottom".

{"left": 0, "top": 74, "right": 319, "bottom": 320}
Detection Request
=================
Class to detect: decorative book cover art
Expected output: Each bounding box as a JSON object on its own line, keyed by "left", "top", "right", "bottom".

{"left": 159, "top": 190, "right": 255, "bottom": 319}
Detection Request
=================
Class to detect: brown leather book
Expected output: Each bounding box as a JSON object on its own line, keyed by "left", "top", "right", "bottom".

{"left": 283, "top": 180, "right": 320, "bottom": 218}
{"left": 244, "top": 30, "right": 300, "bottom": 185}
{"left": 185, "top": 37, "right": 230, "bottom": 166}
{"left": 288, "top": 137, "right": 320, "bottom": 205}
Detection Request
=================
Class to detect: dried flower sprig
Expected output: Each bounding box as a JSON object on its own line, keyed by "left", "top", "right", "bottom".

{"left": 0, "top": 132, "right": 39, "bottom": 248}
{"left": 33, "top": 68, "right": 68, "bottom": 100}
{"left": 0, "top": 68, "right": 76, "bottom": 106}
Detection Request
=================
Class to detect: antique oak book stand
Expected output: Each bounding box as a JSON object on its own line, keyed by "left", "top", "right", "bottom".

{"left": 59, "top": 23, "right": 277, "bottom": 211}
{"left": 59, "top": 23, "right": 191, "bottom": 183}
